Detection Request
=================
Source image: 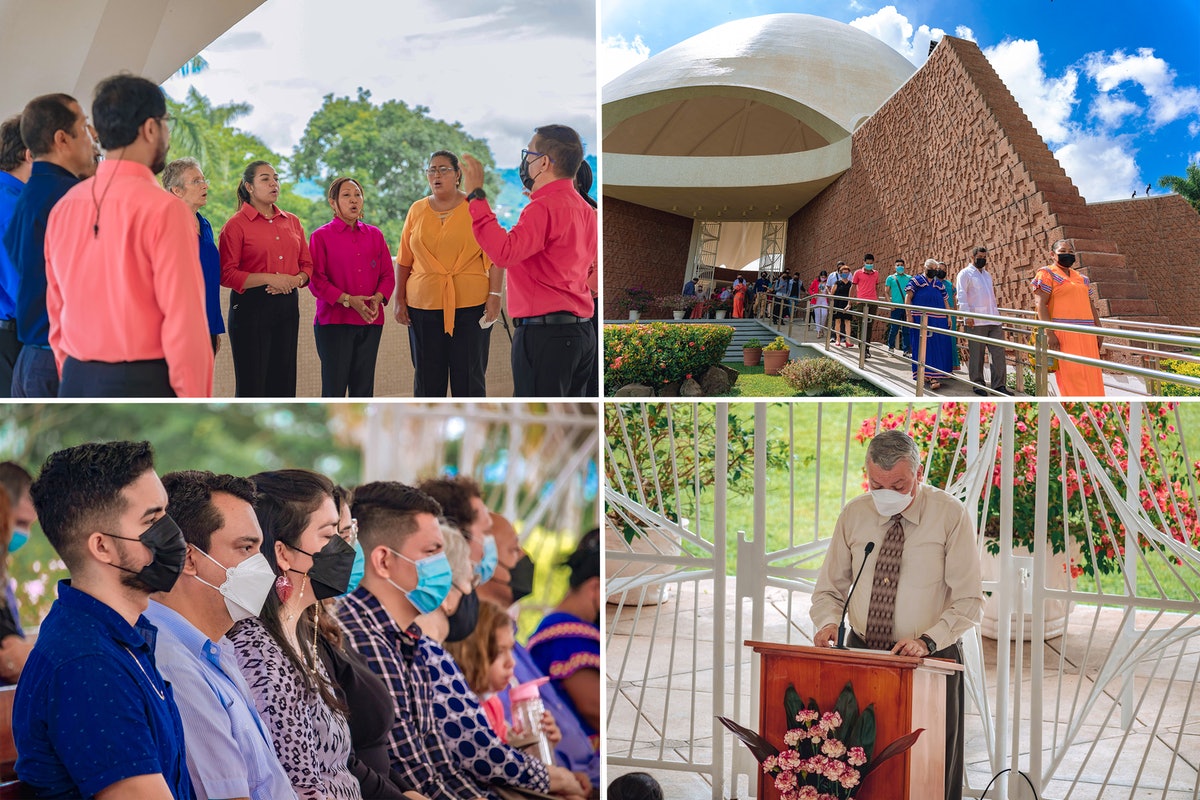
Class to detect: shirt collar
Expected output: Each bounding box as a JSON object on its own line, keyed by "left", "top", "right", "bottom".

{"left": 56, "top": 579, "right": 154, "bottom": 651}
{"left": 0, "top": 171, "right": 23, "bottom": 193}
{"left": 529, "top": 177, "right": 575, "bottom": 200}
{"left": 239, "top": 201, "right": 283, "bottom": 222}
{"left": 94, "top": 158, "right": 157, "bottom": 184}
{"left": 143, "top": 598, "right": 217, "bottom": 664}
{"left": 330, "top": 216, "right": 360, "bottom": 233}
{"left": 30, "top": 161, "right": 79, "bottom": 181}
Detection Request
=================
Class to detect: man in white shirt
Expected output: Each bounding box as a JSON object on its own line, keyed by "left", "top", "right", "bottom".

{"left": 955, "top": 245, "right": 1009, "bottom": 395}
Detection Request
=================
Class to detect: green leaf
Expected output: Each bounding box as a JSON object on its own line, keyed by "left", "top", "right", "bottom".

{"left": 784, "top": 684, "right": 803, "bottom": 728}
{"left": 857, "top": 704, "right": 877, "bottom": 760}
{"left": 834, "top": 680, "right": 859, "bottom": 742}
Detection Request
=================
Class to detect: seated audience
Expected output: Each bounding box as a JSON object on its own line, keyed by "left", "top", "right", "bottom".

{"left": 607, "top": 773, "right": 664, "bottom": 800}
{"left": 15, "top": 441, "right": 193, "bottom": 798}
{"left": 145, "top": 470, "right": 295, "bottom": 800}
{"left": 0, "top": 461, "right": 36, "bottom": 684}
{"left": 228, "top": 469, "right": 362, "bottom": 800}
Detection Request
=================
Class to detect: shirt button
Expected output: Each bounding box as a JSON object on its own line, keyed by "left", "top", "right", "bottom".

{"left": 278, "top": 256, "right": 283, "bottom": 260}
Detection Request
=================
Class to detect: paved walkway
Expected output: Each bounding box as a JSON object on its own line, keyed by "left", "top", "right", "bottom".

{"left": 606, "top": 579, "right": 1200, "bottom": 800}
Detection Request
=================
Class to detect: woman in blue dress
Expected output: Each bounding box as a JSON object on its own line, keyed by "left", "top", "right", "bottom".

{"left": 905, "top": 260, "right": 954, "bottom": 390}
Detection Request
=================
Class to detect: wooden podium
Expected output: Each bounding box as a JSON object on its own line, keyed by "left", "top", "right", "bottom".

{"left": 746, "top": 641, "right": 962, "bottom": 800}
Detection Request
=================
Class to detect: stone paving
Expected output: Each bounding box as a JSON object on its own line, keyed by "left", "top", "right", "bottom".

{"left": 605, "top": 578, "right": 1200, "bottom": 800}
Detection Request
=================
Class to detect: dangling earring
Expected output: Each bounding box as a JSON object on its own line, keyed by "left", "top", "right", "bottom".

{"left": 286, "top": 575, "right": 309, "bottom": 623}
{"left": 275, "top": 574, "right": 293, "bottom": 603}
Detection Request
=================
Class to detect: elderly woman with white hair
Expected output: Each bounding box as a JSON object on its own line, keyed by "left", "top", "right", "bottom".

{"left": 162, "top": 157, "right": 224, "bottom": 354}
{"left": 904, "top": 258, "right": 954, "bottom": 391}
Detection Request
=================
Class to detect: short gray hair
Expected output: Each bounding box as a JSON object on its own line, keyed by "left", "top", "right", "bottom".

{"left": 440, "top": 521, "right": 474, "bottom": 588}
{"left": 161, "top": 157, "right": 201, "bottom": 191}
{"left": 865, "top": 429, "right": 921, "bottom": 474}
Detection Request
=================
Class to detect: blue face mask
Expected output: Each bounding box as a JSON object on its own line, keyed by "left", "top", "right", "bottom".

{"left": 345, "top": 539, "right": 365, "bottom": 595}
{"left": 475, "top": 535, "right": 498, "bottom": 584}
{"left": 895, "top": 265, "right": 905, "bottom": 274}
{"left": 8, "top": 529, "right": 29, "bottom": 553}
{"left": 387, "top": 548, "right": 452, "bottom": 615}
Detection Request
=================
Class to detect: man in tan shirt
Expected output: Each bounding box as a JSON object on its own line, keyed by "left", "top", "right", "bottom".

{"left": 811, "top": 428, "right": 983, "bottom": 800}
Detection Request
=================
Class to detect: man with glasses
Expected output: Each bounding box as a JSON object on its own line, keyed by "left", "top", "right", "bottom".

{"left": 461, "top": 125, "right": 597, "bottom": 397}
{"left": 2, "top": 92, "right": 98, "bottom": 398}
{"left": 43, "top": 74, "right": 212, "bottom": 397}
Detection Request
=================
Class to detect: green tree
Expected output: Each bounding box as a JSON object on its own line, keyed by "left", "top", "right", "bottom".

{"left": 289, "top": 88, "right": 501, "bottom": 246}
{"left": 1157, "top": 161, "right": 1200, "bottom": 214}
{"left": 164, "top": 88, "right": 322, "bottom": 238}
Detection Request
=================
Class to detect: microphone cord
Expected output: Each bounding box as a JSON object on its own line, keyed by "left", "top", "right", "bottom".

{"left": 978, "top": 768, "right": 1040, "bottom": 799}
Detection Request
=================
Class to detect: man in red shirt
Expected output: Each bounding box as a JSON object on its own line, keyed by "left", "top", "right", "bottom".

{"left": 44, "top": 74, "right": 212, "bottom": 397}
{"left": 460, "top": 125, "right": 597, "bottom": 397}
{"left": 851, "top": 253, "right": 881, "bottom": 358}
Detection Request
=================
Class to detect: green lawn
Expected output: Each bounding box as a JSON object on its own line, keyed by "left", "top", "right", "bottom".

{"left": 721, "top": 362, "right": 887, "bottom": 397}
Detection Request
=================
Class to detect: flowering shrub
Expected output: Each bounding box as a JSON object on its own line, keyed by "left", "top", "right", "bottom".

{"left": 604, "top": 322, "right": 734, "bottom": 393}
{"left": 725, "top": 681, "right": 921, "bottom": 800}
{"left": 855, "top": 402, "right": 1200, "bottom": 576}
{"left": 616, "top": 285, "right": 655, "bottom": 314}
{"left": 1159, "top": 359, "right": 1200, "bottom": 397}
{"left": 780, "top": 357, "right": 854, "bottom": 394}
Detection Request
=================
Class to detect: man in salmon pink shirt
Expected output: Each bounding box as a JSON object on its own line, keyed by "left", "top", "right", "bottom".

{"left": 44, "top": 75, "right": 212, "bottom": 397}
{"left": 851, "top": 253, "right": 880, "bottom": 358}
{"left": 460, "top": 125, "right": 597, "bottom": 397}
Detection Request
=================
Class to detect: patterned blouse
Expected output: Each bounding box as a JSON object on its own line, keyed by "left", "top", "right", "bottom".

{"left": 528, "top": 612, "right": 601, "bottom": 750}
{"left": 229, "top": 617, "right": 361, "bottom": 800}
{"left": 421, "top": 638, "right": 551, "bottom": 792}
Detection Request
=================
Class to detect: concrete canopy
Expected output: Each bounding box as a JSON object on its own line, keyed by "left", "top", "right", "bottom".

{"left": 603, "top": 13, "right": 915, "bottom": 220}
{"left": 0, "top": 0, "right": 265, "bottom": 118}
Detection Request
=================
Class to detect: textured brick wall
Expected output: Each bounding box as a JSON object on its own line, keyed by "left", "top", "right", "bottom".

{"left": 785, "top": 36, "right": 1165, "bottom": 328}
{"left": 602, "top": 197, "right": 694, "bottom": 318}
{"left": 1088, "top": 195, "right": 1200, "bottom": 329}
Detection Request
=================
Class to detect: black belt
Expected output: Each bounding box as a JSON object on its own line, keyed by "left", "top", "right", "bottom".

{"left": 0, "top": 319, "right": 14, "bottom": 331}
{"left": 514, "top": 313, "right": 591, "bottom": 326}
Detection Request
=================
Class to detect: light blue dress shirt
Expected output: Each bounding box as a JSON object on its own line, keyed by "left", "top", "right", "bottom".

{"left": 144, "top": 600, "right": 296, "bottom": 800}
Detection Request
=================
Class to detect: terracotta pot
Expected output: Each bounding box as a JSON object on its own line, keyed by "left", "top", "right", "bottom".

{"left": 763, "top": 349, "right": 790, "bottom": 376}
{"left": 743, "top": 347, "right": 763, "bottom": 367}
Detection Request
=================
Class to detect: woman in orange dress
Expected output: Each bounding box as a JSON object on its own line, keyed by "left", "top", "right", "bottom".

{"left": 1031, "top": 239, "right": 1105, "bottom": 396}
{"left": 394, "top": 151, "right": 502, "bottom": 396}
{"left": 732, "top": 278, "right": 747, "bottom": 318}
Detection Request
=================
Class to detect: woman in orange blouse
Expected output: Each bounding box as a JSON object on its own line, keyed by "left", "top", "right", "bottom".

{"left": 1031, "top": 239, "right": 1105, "bottom": 396}
{"left": 394, "top": 151, "right": 502, "bottom": 397}
{"left": 219, "top": 160, "right": 313, "bottom": 398}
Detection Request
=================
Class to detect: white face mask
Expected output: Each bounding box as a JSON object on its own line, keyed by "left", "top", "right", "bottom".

{"left": 194, "top": 549, "right": 276, "bottom": 623}
{"left": 870, "top": 487, "right": 914, "bottom": 517}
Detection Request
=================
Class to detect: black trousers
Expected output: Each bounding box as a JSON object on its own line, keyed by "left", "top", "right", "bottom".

{"left": 314, "top": 323, "right": 383, "bottom": 397}
{"left": 586, "top": 297, "right": 599, "bottom": 396}
{"left": 59, "top": 357, "right": 174, "bottom": 397}
{"left": 849, "top": 631, "right": 964, "bottom": 800}
{"left": 511, "top": 319, "right": 595, "bottom": 397}
{"left": 0, "top": 326, "right": 20, "bottom": 399}
{"left": 227, "top": 286, "right": 298, "bottom": 398}
{"left": 407, "top": 304, "right": 490, "bottom": 397}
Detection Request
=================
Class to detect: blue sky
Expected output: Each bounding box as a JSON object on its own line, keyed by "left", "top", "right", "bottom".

{"left": 601, "top": 0, "right": 1200, "bottom": 202}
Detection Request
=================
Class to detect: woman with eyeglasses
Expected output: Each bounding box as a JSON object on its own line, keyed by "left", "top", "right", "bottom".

{"left": 309, "top": 177, "right": 394, "bottom": 397}
{"left": 162, "top": 158, "right": 225, "bottom": 355}
{"left": 394, "top": 151, "right": 502, "bottom": 397}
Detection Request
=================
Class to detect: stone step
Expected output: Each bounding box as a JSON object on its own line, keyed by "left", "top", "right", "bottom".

{"left": 1092, "top": 280, "right": 1154, "bottom": 301}
{"left": 1101, "top": 298, "right": 1161, "bottom": 318}
{"left": 1076, "top": 251, "right": 1127, "bottom": 270}
{"left": 1051, "top": 208, "right": 1104, "bottom": 231}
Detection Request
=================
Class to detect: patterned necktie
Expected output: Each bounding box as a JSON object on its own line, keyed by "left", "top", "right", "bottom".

{"left": 864, "top": 514, "right": 905, "bottom": 650}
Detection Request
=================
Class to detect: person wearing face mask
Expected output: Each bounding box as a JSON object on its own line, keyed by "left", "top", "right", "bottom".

{"left": 461, "top": 125, "right": 596, "bottom": 397}
{"left": 904, "top": 259, "right": 954, "bottom": 391}
{"left": 808, "top": 271, "right": 829, "bottom": 335}
{"left": 884, "top": 259, "right": 911, "bottom": 356}
{"left": 955, "top": 245, "right": 1009, "bottom": 395}
{"left": 144, "top": 470, "right": 295, "bottom": 800}
{"left": 1032, "top": 239, "right": 1105, "bottom": 396}
{"left": 810, "top": 430, "right": 983, "bottom": 800}
{"left": 228, "top": 469, "right": 362, "bottom": 800}
{"left": 850, "top": 253, "right": 880, "bottom": 357}
{"left": 16, "top": 441, "right": 194, "bottom": 799}
{"left": 830, "top": 262, "right": 855, "bottom": 347}
{"left": 0, "top": 461, "right": 35, "bottom": 684}
{"left": 937, "top": 264, "right": 962, "bottom": 373}
{"left": 480, "top": 511, "right": 600, "bottom": 789}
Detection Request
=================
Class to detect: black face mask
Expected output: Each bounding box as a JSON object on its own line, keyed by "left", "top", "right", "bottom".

{"left": 444, "top": 589, "right": 480, "bottom": 643}
{"left": 506, "top": 554, "right": 535, "bottom": 603}
{"left": 974, "top": 257, "right": 987, "bottom": 269}
{"left": 289, "top": 535, "right": 356, "bottom": 601}
{"left": 518, "top": 152, "right": 542, "bottom": 191}
{"left": 936, "top": 270, "right": 947, "bottom": 280}
{"left": 106, "top": 514, "right": 187, "bottom": 593}
{"left": 1056, "top": 253, "right": 1076, "bottom": 268}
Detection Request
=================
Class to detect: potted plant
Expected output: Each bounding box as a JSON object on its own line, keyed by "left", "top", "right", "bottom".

{"left": 617, "top": 285, "right": 655, "bottom": 321}
{"left": 763, "top": 336, "right": 791, "bottom": 375}
{"left": 657, "top": 293, "right": 697, "bottom": 320}
{"left": 743, "top": 337, "right": 763, "bottom": 367}
{"left": 712, "top": 294, "right": 733, "bottom": 319}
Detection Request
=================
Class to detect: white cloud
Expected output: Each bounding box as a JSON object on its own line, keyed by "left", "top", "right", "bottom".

{"left": 1054, "top": 134, "right": 1142, "bottom": 202}
{"left": 1190, "top": 121, "right": 1200, "bottom": 136}
{"left": 954, "top": 25, "right": 976, "bottom": 42}
{"left": 1083, "top": 48, "right": 1200, "bottom": 129}
{"left": 849, "top": 5, "right": 945, "bottom": 66}
{"left": 983, "top": 39, "right": 1078, "bottom": 145}
{"left": 1090, "top": 93, "right": 1141, "bottom": 129}
{"left": 600, "top": 34, "right": 651, "bottom": 86}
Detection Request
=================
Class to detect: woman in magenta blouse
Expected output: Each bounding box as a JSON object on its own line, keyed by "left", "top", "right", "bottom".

{"left": 218, "top": 160, "right": 313, "bottom": 398}
{"left": 308, "top": 177, "right": 394, "bottom": 397}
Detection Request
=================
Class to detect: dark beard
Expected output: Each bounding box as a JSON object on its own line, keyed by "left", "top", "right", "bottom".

{"left": 118, "top": 569, "right": 159, "bottom": 595}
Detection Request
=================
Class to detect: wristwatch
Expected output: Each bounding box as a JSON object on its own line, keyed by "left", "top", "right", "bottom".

{"left": 466, "top": 188, "right": 487, "bottom": 202}
{"left": 340, "top": 294, "right": 350, "bottom": 308}
{"left": 919, "top": 634, "right": 937, "bottom": 655}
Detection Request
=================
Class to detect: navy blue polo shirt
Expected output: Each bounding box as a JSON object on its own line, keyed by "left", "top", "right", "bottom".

{"left": 14, "top": 580, "right": 194, "bottom": 799}
{"left": 1, "top": 162, "right": 79, "bottom": 346}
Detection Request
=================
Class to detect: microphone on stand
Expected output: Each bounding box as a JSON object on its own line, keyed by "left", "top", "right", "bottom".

{"left": 836, "top": 541, "right": 875, "bottom": 649}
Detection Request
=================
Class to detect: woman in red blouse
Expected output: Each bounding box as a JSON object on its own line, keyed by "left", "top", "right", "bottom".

{"left": 219, "top": 160, "right": 313, "bottom": 397}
